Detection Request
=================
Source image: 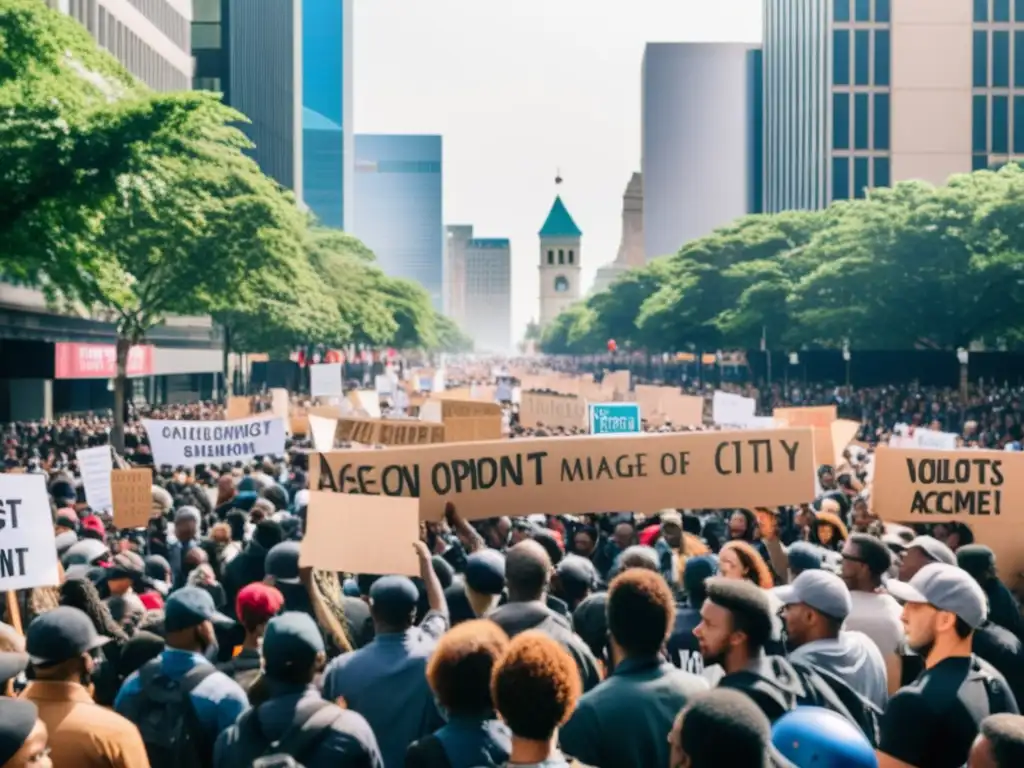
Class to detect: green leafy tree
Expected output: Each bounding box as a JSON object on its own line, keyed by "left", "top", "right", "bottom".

{"left": 379, "top": 276, "right": 438, "bottom": 350}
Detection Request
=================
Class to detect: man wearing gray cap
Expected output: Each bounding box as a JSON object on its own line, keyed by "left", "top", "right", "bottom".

{"left": 898, "top": 535, "right": 956, "bottom": 582}
{"left": 877, "top": 563, "right": 1019, "bottom": 768}
{"left": 776, "top": 570, "right": 888, "bottom": 709}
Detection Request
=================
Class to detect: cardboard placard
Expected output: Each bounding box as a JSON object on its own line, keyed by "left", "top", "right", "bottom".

{"left": 300, "top": 492, "right": 420, "bottom": 576}
{"left": 443, "top": 416, "right": 504, "bottom": 443}
{"left": 830, "top": 420, "right": 863, "bottom": 467}
{"left": 437, "top": 399, "right": 501, "bottom": 419}
{"left": 226, "top": 396, "right": 252, "bottom": 421}
{"left": 336, "top": 416, "right": 445, "bottom": 446}
{"left": 312, "top": 428, "right": 816, "bottom": 522}
{"left": 111, "top": 468, "right": 153, "bottom": 528}
{"left": 660, "top": 393, "right": 706, "bottom": 426}
{"left": 290, "top": 414, "right": 309, "bottom": 436}
{"left": 603, "top": 370, "right": 631, "bottom": 394}
{"left": 519, "top": 393, "right": 586, "bottom": 431}
{"left": 871, "top": 446, "right": 1023, "bottom": 586}
{"left": 271, "top": 388, "right": 290, "bottom": 428}
{"left": 774, "top": 406, "right": 839, "bottom": 466}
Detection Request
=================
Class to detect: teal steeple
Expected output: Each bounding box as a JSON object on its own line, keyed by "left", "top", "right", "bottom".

{"left": 539, "top": 195, "right": 582, "bottom": 238}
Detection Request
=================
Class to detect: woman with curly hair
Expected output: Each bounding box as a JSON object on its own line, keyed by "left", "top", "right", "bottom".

{"left": 718, "top": 541, "right": 775, "bottom": 590}
{"left": 58, "top": 577, "right": 128, "bottom": 706}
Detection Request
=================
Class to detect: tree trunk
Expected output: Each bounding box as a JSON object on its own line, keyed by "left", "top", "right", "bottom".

{"left": 222, "top": 325, "right": 233, "bottom": 398}
{"left": 112, "top": 335, "right": 131, "bottom": 454}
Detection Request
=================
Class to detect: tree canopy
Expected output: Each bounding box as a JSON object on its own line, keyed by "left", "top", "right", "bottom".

{"left": 542, "top": 166, "right": 1024, "bottom": 354}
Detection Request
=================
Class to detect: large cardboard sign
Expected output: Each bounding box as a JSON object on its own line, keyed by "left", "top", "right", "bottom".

{"left": 519, "top": 393, "right": 586, "bottom": 430}
{"left": 111, "top": 468, "right": 153, "bottom": 528}
{"left": 872, "top": 446, "right": 1022, "bottom": 585}
{"left": 336, "top": 417, "right": 445, "bottom": 446}
{"left": 312, "top": 428, "right": 816, "bottom": 521}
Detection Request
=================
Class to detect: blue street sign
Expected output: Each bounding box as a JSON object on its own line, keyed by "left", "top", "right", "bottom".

{"left": 588, "top": 403, "right": 641, "bottom": 435}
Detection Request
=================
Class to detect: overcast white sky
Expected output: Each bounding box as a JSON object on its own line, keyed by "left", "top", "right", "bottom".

{"left": 353, "top": 0, "right": 762, "bottom": 340}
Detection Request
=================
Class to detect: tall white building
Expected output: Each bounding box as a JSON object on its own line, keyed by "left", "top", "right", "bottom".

{"left": 444, "top": 225, "right": 473, "bottom": 323}
{"left": 50, "top": 0, "right": 193, "bottom": 91}
{"left": 642, "top": 42, "right": 762, "bottom": 260}
{"left": 465, "top": 235, "right": 512, "bottom": 353}
{"left": 538, "top": 194, "right": 582, "bottom": 327}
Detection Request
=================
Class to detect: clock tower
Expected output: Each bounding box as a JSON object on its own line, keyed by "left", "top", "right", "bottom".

{"left": 538, "top": 183, "right": 582, "bottom": 327}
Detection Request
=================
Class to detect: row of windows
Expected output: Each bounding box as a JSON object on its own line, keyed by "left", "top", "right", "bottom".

{"left": 974, "top": 0, "right": 1024, "bottom": 23}
{"left": 545, "top": 249, "right": 575, "bottom": 265}
{"left": 833, "top": 91, "right": 889, "bottom": 151}
{"left": 972, "top": 29, "right": 1024, "bottom": 88}
{"left": 833, "top": 29, "right": 890, "bottom": 87}
{"left": 832, "top": 156, "right": 890, "bottom": 201}
{"left": 834, "top": 0, "right": 889, "bottom": 23}
{"left": 971, "top": 93, "right": 1024, "bottom": 155}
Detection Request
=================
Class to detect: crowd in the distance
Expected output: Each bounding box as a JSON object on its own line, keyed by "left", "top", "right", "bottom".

{"left": 0, "top": 376, "right": 1022, "bottom": 767}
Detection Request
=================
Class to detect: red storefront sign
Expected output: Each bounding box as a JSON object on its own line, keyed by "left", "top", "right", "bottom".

{"left": 54, "top": 342, "right": 155, "bottom": 379}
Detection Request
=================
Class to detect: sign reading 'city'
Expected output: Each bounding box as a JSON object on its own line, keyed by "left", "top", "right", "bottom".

{"left": 588, "top": 403, "right": 642, "bottom": 435}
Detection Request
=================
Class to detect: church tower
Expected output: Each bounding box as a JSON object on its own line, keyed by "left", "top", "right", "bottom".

{"left": 538, "top": 183, "right": 582, "bottom": 327}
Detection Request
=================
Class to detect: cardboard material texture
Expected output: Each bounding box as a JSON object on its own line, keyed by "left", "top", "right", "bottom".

{"left": 830, "top": 420, "right": 863, "bottom": 467}
{"left": 871, "top": 446, "right": 1023, "bottom": 587}
{"left": 111, "top": 468, "right": 154, "bottom": 529}
{"left": 336, "top": 416, "right": 445, "bottom": 446}
{"left": 300, "top": 492, "right": 420, "bottom": 577}
{"left": 603, "top": 370, "right": 630, "bottom": 394}
{"left": 271, "top": 389, "right": 290, "bottom": 427}
{"left": 312, "top": 428, "right": 816, "bottom": 522}
{"left": 519, "top": 393, "right": 587, "bottom": 431}
{"left": 774, "top": 406, "right": 839, "bottom": 466}
{"left": 444, "top": 416, "right": 504, "bottom": 443}
{"left": 226, "top": 396, "right": 252, "bottom": 421}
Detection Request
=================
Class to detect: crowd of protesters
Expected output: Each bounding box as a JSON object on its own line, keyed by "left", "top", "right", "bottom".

{"left": 0, "top": 373, "right": 1022, "bottom": 767}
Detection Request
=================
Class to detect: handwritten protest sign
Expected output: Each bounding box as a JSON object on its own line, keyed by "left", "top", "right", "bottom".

{"left": 519, "top": 393, "right": 586, "bottom": 430}
{"left": 143, "top": 415, "right": 286, "bottom": 467}
{"left": 336, "top": 416, "right": 445, "bottom": 446}
{"left": 312, "top": 428, "right": 815, "bottom": 521}
{"left": 872, "top": 446, "right": 1023, "bottom": 584}
{"left": 443, "top": 415, "right": 503, "bottom": 443}
{"left": 111, "top": 468, "right": 153, "bottom": 528}
{"left": 300, "top": 493, "right": 419, "bottom": 576}
{"left": 713, "top": 391, "right": 756, "bottom": 427}
{"left": 77, "top": 445, "right": 113, "bottom": 511}
{"left": 0, "top": 474, "right": 59, "bottom": 591}
{"left": 830, "top": 420, "right": 863, "bottom": 467}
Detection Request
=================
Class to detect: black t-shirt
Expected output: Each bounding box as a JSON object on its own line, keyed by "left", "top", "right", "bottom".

{"left": 973, "top": 622, "right": 1024, "bottom": 708}
{"left": 879, "top": 655, "right": 1019, "bottom": 768}
{"left": 667, "top": 605, "right": 704, "bottom": 675}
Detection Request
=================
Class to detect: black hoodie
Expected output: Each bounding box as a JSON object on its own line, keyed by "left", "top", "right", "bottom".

{"left": 488, "top": 601, "right": 602, "bottom": 692}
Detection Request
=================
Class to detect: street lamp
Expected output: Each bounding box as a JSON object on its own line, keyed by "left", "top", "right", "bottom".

{"left": 842, "top": 339, "right": 851, "bottom": 388}
{"left": 957, "top": 348, "right": 969, "bottom": 399}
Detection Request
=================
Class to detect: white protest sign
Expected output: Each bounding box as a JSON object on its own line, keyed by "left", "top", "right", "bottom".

{"left": 310, "top": 363, "right": 343, "bottom": 398}
{"left": 890, "top": 423, "right": 958, "bottom": 451}
{"left": 77, "top": 445, "right": 113, "bottom": 511}
{"left": 0, "top": 474, "right": 59, "bottom": 591}
{"left": 308, "top": 414, "right": 338, "bottom": 451}
{"left": 712, "top": 391, "right": 757, "bottom": 427}
{"left": 143, "top": 415, "right": 286, "bottom": 467}
{"left": 375, "top": 374, "right": 395, "bottom": 396}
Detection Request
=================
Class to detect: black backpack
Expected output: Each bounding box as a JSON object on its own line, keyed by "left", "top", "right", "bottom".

{"left": 228, "top": 696, "right": 346, "bottom": 766}
{"left": 134, "top": 659, "right": 219, "bottom": 768}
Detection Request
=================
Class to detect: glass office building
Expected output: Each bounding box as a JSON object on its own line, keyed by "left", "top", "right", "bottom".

{"left": 353, "top": 135, "right": 444, "bottom": 310}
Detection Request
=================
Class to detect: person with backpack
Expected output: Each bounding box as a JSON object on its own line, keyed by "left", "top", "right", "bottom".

{"left": 114, "top": 587, "right": 249, "bottom": 768}
{"left": 213, "top": 612, "right": 382, "bottom": 767}
{"left": 878, "top": 563, "right": 1019, "bottom": 768}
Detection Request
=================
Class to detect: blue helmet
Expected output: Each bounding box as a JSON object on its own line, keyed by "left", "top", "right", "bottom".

{"left": 771, "top": 707, "right": 877, "bottom": 768}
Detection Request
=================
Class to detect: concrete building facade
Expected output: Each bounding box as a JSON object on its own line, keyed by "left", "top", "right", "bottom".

{"left": 642, "top": 42, "right": 763, "bottom": 260}
{"left": 353, "top": 135, "right": 444, "bottom": 310}
{"left": 51, "top": 0, "right": 192, "bottom": 91}
{"left": 592, "top": 172, "right": 644, "bottom": 294}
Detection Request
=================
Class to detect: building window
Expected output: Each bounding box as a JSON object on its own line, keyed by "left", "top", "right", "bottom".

{"left": 874, "top": 30, "right": 890, "bottom": 86}
{"left": 993, "top": 31, "right": 1010, "bottom": 87}
{"left": 873, "top": 157, "right": 890, "bottom": 188}
{"left": 568, "top": 249, "right": 574, "bottom": 264}
{"left": 1016, "top": 31, "right": 1024, "bottom": 85}
{"left": 974, "top": 31, "right": 989, "bottom": 88}
{"left": 875, "top": 0, "right": 890, "bottom": 22}
{"left": 854, "top": 157, "right": 869, "bottom": 199}
{"left": 855, "top": 0, "right": 870, "bottom": 21}
{"left": 833, "top": 93, "right": 850, "bottom": 150}
{"left": 554, "top": 276, "right": 569, "bottom": 293}
{"left": 833, "top": 30, "right": 850, "bottom": 86}
{"left": 558, "top": 249, "right": 565, "bottom": 264}
{"left": 1015, "top": 96, "right": 1024, "bottom": 152}
{"left": 993, "top": 95, "right": 1009, "bottom": 153}
{"left": 547, "top": 250, "right": 554, "bottom": 265}
{"left": 974, "top": 94, "right": 989, "bottom": 152}
{"left": 832, "top": 157, "right": 850, "bottom": 201}
{"left": 1017, "top": 0, "right": 1024, "bottom": 21}
{"left": 975, "top": 0, "right": 988, "bottom": 22}
{"left": 191, "top": 22, "right": 221, "bottom": 49}
{"left": 194, "top": 0, "right": 221, "bottom": 21}
{"left": 834, "top": 0, "right": 850, "bottom": 22}
{"left": 973, "top": 153, "right": 989, "bottom": 170}
{"left": 854, "top": 93, "right": 869, "bottom": 150}
{"left": 996, "top": 0, "right": 1011, "bottom": 22}
{"left": 854, "top": 30, "right": 870, "bottom": 86}
{"left": 874, "top": 93, "right": 890, "bottom": 150}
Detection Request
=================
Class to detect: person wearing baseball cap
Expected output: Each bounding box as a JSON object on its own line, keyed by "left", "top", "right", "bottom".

{"left": 775, "top": 570, "right": 888, "bottom": 709}
{"left": 878, "top": 563, "right": 1020, "bottom": 768}
{"left": 898, "top": 535, "right": 956, "bottom": 581}
{"left": 20, "top": 607, "right": 148, "bottom": 767}
{"left": 0, "top": 699, "right": 50, "bottom": 768}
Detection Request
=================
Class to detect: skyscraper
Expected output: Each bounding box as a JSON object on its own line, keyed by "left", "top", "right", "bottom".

{"left": 353, "top": 135, "right": 444, "bottom": 310}
{"left": 464, "top": 235, "right": 513, "bottom": 353}
{"left": 302, "top": 0, "right": 354, "bottom": 229}
{"left": 444, "top": 225, "right": 473, "bottom": 323}
{"left": 641, "top": 42, "right": 763, "bottom": 261}
{"left": 50, "top": 0, "right": 192, "bottom": 91}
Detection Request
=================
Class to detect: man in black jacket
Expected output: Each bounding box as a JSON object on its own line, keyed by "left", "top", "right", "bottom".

{"left": 221, "top": 520, "right": 284, "bottom": 620}
{"left": 487, "top": 540, "right": 601, "bottom": 692}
